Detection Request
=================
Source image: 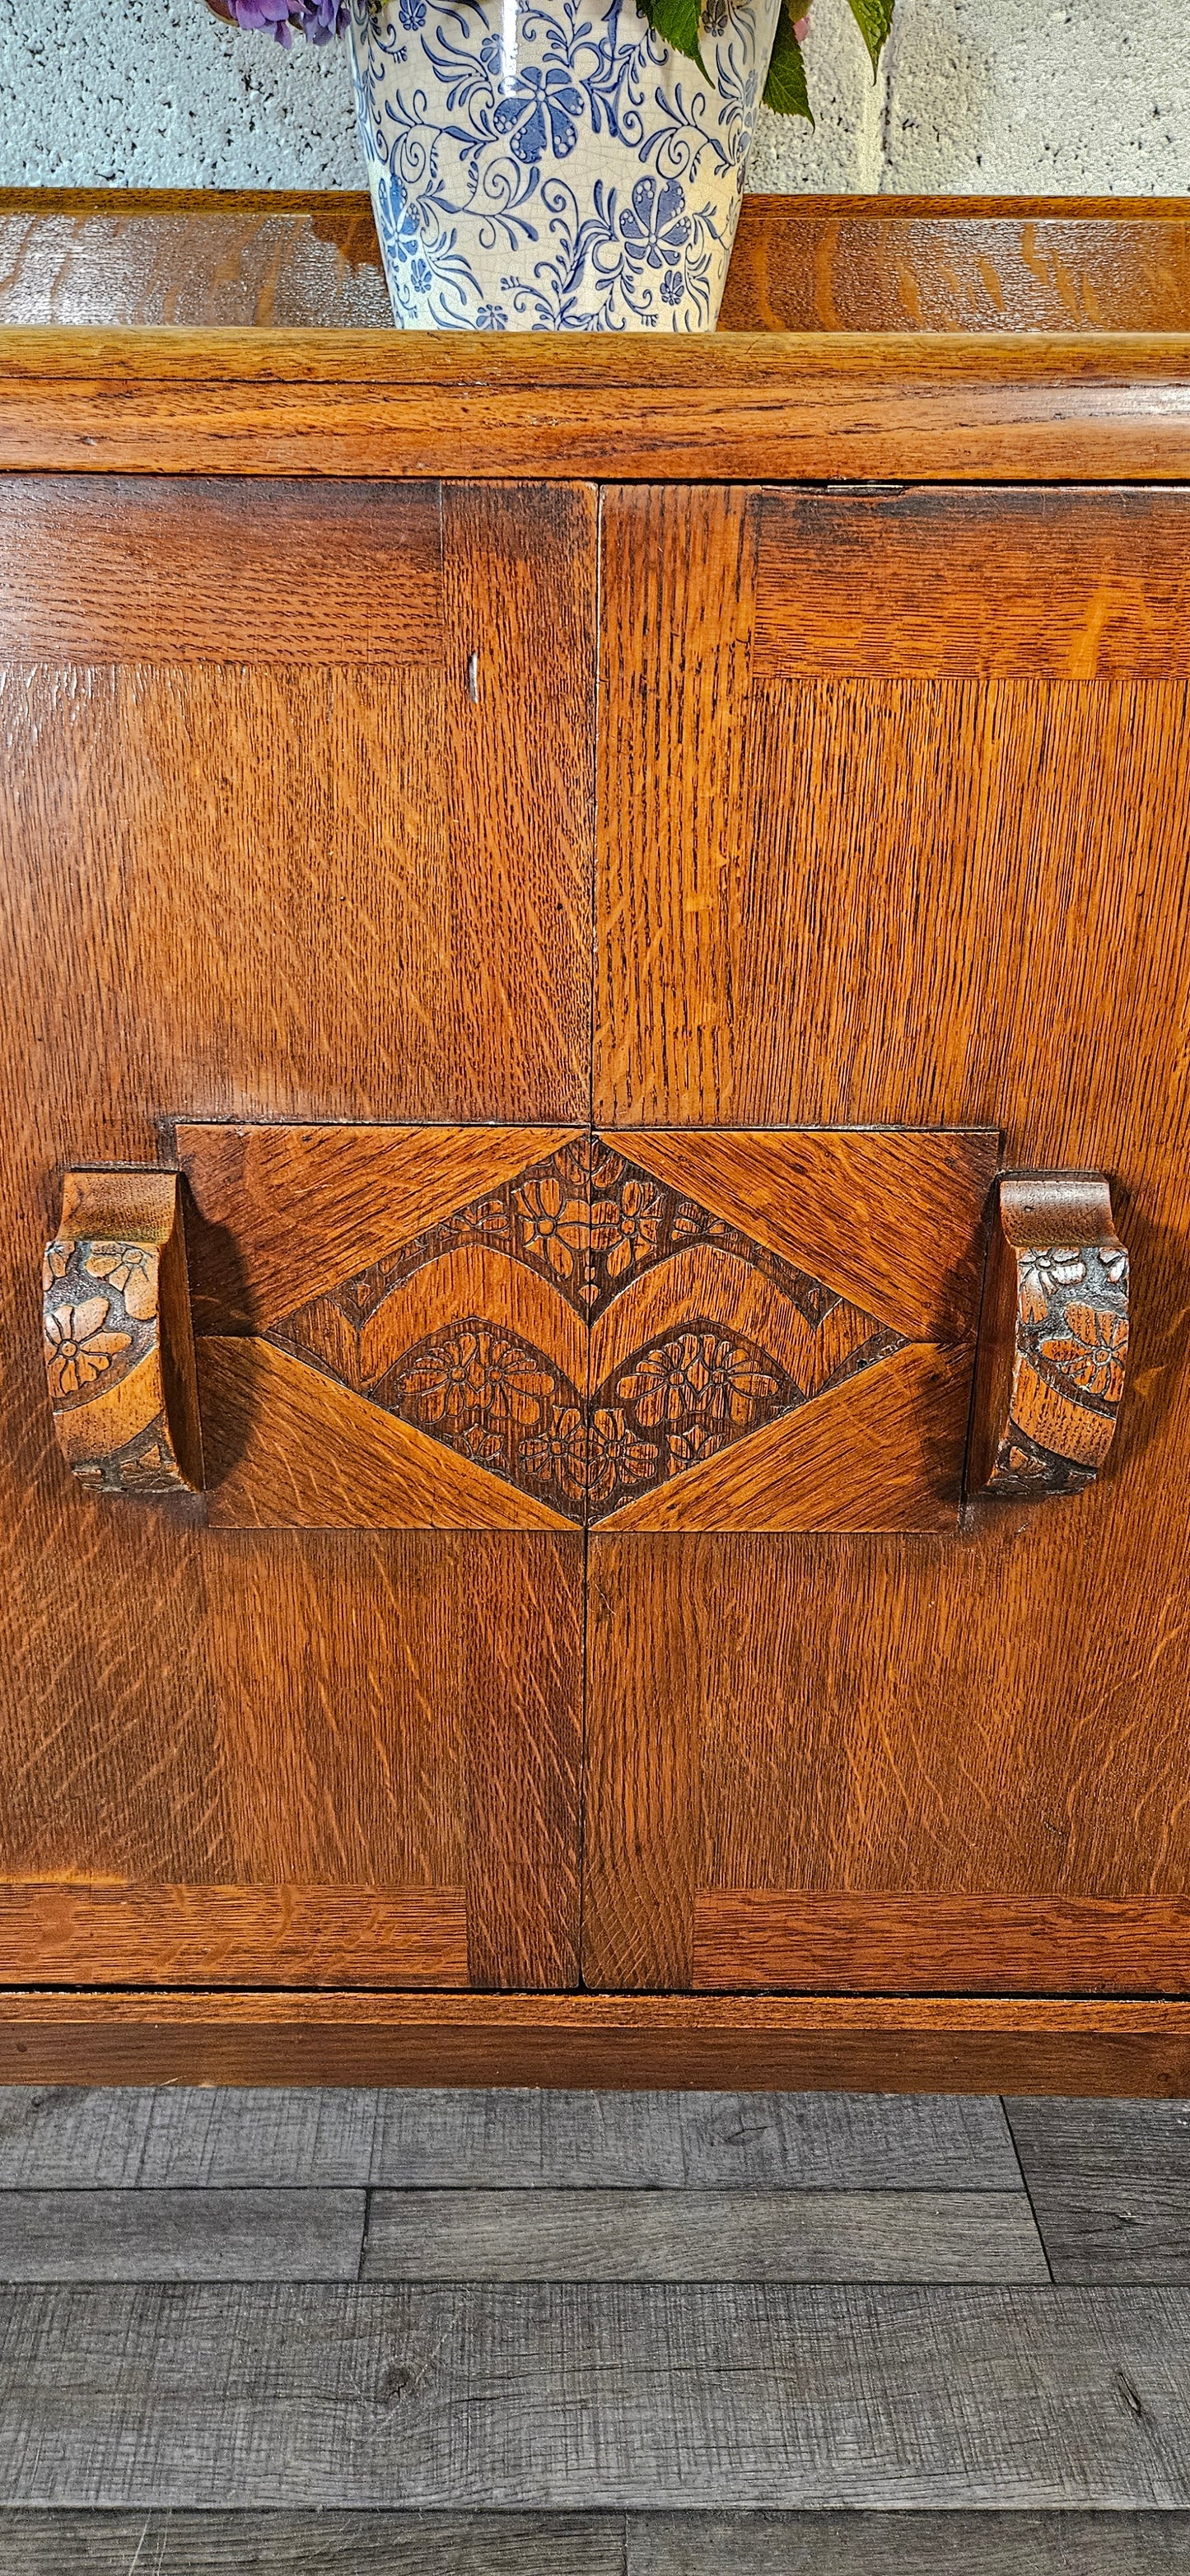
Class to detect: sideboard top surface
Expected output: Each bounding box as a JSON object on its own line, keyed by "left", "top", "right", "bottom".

{"left": 2, "top": 190, "right": 1190, "bottom": 478}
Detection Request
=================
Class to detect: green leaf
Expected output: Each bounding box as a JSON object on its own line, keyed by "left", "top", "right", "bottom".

{"left": 846, "top": 0, "right": 895, "bottom": 77}
{"left": 762, "top": 7, "right": 813, "bottom": 119}
{"left": 646, "top": 0, "right": 708, "bottom": 74}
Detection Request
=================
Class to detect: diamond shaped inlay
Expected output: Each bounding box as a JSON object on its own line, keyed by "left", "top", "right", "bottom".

{"left": 268, "top": 1134, "right": 903, "bottom": 1527}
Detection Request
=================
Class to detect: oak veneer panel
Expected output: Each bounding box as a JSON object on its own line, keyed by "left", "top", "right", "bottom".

{"left": 693, "top": 1895, "right": 1190, "bottom": 1998}
{"left": 3, "top": 2280, "right": 1190, "bottom": 2507}
{"left": 754, "top": 488, "right": 1190, "bottom": 679}
{"left": 0, "top": 189, "right": 392, "bottom": 329}
{"left": 185, "top": 1119, "right": 973, "bottom": 1533}
{"left": 581, "top": 1505, "right": 1190, "bottom": 1992}
{"left": 2, "top": 482, "right": 591, "bottom": 1127}
{"left": 440, "top": 481, "right": 595, "bottom": 1121}
{"left": 595, "top": 485, "right": 758, "bottom": 1129}
{"left": 595, "top": 1343, "right": 973, "bottom": 1535}
{"left": 7, "top": 190, "right": 1190, "bottom": 338}
{"left": 0, "top": 477, "right": 442, "bottom": 663}
{"left": 587, "top": 1252, "right": 875, "bottom": 1397}
{"left": 203, "top": 1528, "right": 582, "bottom": 1990}
{"left": 0, "top": 479, "right": 590, "bottom": 1992}
{"left": 590, "top": 482, "right": 1190, "bottom": 1997}
{"left": 617, "top": 1130, "right": 996, "bottom": 1345}
{"left": 0, "top": 1885, "right": 467, "bottom": 1989}
{"left": 361, "top": 2186, "right": 1047, "bottom": 2283}
{"left": 0, "top": 1405, "right": 222, "bottom": 1888}
{"left": 720, "top": 195, "right": 1190, "bottom": 336}
{"left": 177, "top": 1123, "right": 579, "bottom": 1333}
{"left": 197, "top": 1337, "right": 575, "bottom": 1531}
{"left": 4, "top": 331, "right": 1190, "bottom": 483}
{"left": 597, "top": 488, "right": 1190, "bottom": 1131}
{"left": 4, "top": 1994, "right": 1190, "bottom": 2094}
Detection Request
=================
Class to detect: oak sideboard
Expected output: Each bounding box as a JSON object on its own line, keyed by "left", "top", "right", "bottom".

{"left": 2, "top": 190, "right": 1190, "bottom": 2094}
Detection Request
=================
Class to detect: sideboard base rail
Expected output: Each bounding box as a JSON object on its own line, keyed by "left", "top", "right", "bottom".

{"left": 2, "top": 1992, "right": 1190, "bottom": 2097}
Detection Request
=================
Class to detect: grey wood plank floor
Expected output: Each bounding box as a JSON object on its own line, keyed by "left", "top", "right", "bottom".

{"left": 0, "top": 2086, "right": 1186, "bottom": 2559}
{"left": 359, "top": 2186, "right": 1048, "bottom": 2280}
{"left": 1006, "top": 2098, "right": 1190, "bottom": 2282}
{"left": 0, "top": 2085, "right": 1019, "bottom": 2189}
{"left": 5, "top": 2281, "right": 1190, "bottom": 2507}
{"left": 2, "top": 2512, "right": 1189, "bottom": 2573}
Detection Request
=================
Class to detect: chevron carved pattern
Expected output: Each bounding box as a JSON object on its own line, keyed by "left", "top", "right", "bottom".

{"left": 266, "top": 1134, "right": 903, "bottom": 1527}
{"left": 176, "top": 1121, "right": 998, "bottom": 1531}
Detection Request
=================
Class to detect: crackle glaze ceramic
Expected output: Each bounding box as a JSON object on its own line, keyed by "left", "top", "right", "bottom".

{"left": 349, "top": 0, "right": 779, "bottom": 329}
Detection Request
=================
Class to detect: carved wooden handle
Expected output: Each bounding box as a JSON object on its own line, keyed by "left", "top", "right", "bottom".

{"left": 43, "top": 1172, "right": 203, "bottom": 1496}
{"left": 973, "top": 1172, "right": 1128, "bottom": 1500}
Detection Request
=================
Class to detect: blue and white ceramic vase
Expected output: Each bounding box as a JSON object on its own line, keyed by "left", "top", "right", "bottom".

{"left": 349, "top": 0, "right": 779, "bottom": 329}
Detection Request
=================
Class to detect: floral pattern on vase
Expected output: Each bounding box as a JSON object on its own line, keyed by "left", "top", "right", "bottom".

{"left": 349, "top": 0, "right": 780, "bottom": 329}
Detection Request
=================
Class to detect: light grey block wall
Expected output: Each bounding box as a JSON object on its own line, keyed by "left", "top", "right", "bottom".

{"left": 0, "top": 0, "right": 1187, "bottom": 194}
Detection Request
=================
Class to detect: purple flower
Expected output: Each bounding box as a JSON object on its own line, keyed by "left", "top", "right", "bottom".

{"left": 225, "top": 0, "right": 348, "bottom": 45}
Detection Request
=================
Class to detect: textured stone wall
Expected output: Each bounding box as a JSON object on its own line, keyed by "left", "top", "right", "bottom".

{"left": 0, "top": 0, "right": 1186, "bottom": 194}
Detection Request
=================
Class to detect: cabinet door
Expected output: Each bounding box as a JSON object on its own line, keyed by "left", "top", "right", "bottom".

{"left": 0, "top": 475, "right": 595, "bottom": 1991}
{"left": 585, "top": 482, "right": 1190, "bottom": 1997}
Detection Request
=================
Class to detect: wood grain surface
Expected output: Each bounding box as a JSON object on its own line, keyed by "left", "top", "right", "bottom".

{"left": 719, "top": 195, "right": 1190, "bottom": 335}
{"left": 177, "top": 1124, "right": 580, "bottom": 1332}
{"left": 0, "top": 476, "right": 442, "bottom": 663}
{"left": 0, "top": 477, "right": 591, "bottom": 1997}
{"left": 5, "top": 189, "right": 1190, "bottom": 338}
{"left": 0, "top": 2087, "right": 383, "bottom": 2189}
{"left": 594, "top": 1344, "right": 973, "bottom": 1535}
{"left": 4, "top": 482, "right": 591, "bottom": 1128}
{"left": 692, "top": 1894, "right": 1190, "bottom": 1996}
{"left": 1006, "top": 2098, "right": 1190, "bottom": 2284}
{"left": 0, "top": 2516, "right": 1186, "bottom": 2576}
{"left": 2, "top": 329, "right": 1190, "bottom": 483}
{"left": 2, "top": 2280, "right": 1190, "bottom": 2507}
{"left": 196, "top": 1337, "right": 576, "bottom": 1531}
{"left": 618, "top": 1131, "right": 997, "bottom": 1343}
{"left": 753, "top": 487, "right": 1190, "bottom": 678}
{"left": 582, "top": 1523, "right": 1190, "bottom": 1990}
{"left": 629, "top": 2513, "right": 1190, "bottom": 2574}
{"left": 0, "top": 2514, "right": 625, "bottom": 2574}
{"left": 0, "top": 2083, "right": 1019, "bottom": 2190}
{"left": 586, "top": 476, "right": 1190, "bottom": 2007}
{"left": 0, "top": 2188, "right": 367, "bottom": 2283}
{"left": 359, "top": 2186, "right": 1048, "bottom": 2282}
{"left": 0, "top": 1884, "right": 468, "bottom": 1989}
{"left": 0, "top": 188, "right": 393, "bottom": 329}
{"left": 2, "top": 1993, "right": 1190, "bottom": 2093}
{"left": 1006, "top": 2098, "right": 1190, "bottom": 2183}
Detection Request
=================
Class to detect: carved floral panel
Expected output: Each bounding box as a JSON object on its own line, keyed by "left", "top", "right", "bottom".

{"left": 267, "top": 1133, "right": 905, "bottom": 1527}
